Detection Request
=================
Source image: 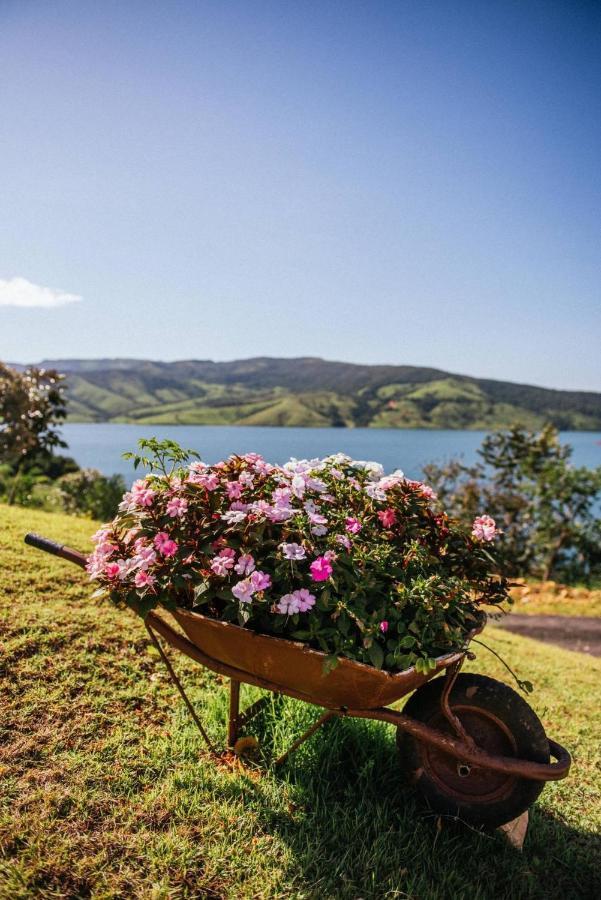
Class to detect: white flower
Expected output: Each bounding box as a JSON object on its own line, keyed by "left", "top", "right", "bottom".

{"left": 291, "top": 474, "right": 306, "bottom": 498}
{"left": 353, "top": 460, "right": 385, "bottom": 480}
{"left": 221, "top": 510, "right": 247, "bottom": 524}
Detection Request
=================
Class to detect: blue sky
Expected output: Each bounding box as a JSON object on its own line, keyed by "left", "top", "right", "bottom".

{"left": 0, "top": 0, "right": 599, "bottom": 390}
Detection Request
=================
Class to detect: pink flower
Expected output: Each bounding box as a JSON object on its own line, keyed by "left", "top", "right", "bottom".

{"left": 273, "top": 487, "right": 292, "bottom": 506}
{"left": 266, "top": 505, "right": 294, "bottom": 523}
{"left": 189, "top": 471, "right": 220, "bottom": 490}
{"left": 166, "top": 497, "right": 188, "bottom": 518}
{"left": 335, "top": 534, "right": 352, "bottom": 550}
{"left": 472, "top": 515, "right": 498, "bottom": 542}
{"left": 242, "top": 452, "right": 262, "bottom": 464}
{"left": 104, "top": 562, "right": 121, "bottom": 579}
{"left": 232, "top": 579, "right": 255, "bottom": 603}
{"left": 377, "top": 508, "right": 397, "bottom": 528}
{"left": 249, "top": 570, "right": 271, "bottom": 592}
{"left": 226, "top": 480, "right": 243, "bottom": 500}
{"left": 405, "top": 479, "right": 437, "bottom": 501}
{"left": 132, "top": 541, "right": 157, "bottom": 570}
{"left": 280, "top": 542, "right": 306, "bottom": 561}
{"left": 291, "top": 474, "right": 306, "bottom": 498}
{"left": 380, "top": 620, "right": 389, "bottom": 633}
{"left": 238, "top": 470, "right": 254, "bottom": 488}
{"left": 310, "top": 556, "right": 333, "bottom": 582}
{"left": 135, "top": 570, "right": 156, "bottom": 589}
{"left": 250, "top": 499, "right": 272, "bottom": 517}
{"left": 296, "top": 588, "right": 316, "bottom": 612}
{"left": 131, "top": 479, "right": 156, "bottom": 507}
{"left": 234, "top": 553, "right": 255, "bottom": 575}
{"left": 276, "top": 588, "right": 316, "bottom": 614}
{"left": 345, "top": 517, "right": 362, "bottom": 534}
{"left": 154, "top": 532, "right": 178, "bottom": 557}
{"left": 210, "top": 548, "right": 236, "bottom": 576}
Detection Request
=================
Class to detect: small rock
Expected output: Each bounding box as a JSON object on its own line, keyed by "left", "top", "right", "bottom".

{"left": 498, "top": 810, "right": 528, "bottom": 850}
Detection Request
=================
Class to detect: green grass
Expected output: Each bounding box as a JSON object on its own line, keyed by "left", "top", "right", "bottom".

{"left": 1, "top": 504, "right": 600, "bottom": 899}
{"left": 508, "top": 582, "right": 601, "bottom": 617}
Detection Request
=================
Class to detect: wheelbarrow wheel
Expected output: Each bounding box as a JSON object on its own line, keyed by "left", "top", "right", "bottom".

{"left": 397, "top": 673, "right": 549, "bottom": 830}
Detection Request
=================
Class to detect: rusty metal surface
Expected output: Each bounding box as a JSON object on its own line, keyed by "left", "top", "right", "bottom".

{"left": 171, "top": 607, "right": 468, "bottom": 710}
{"left": 351, "top": 707, "right": 571, "bottom": 781}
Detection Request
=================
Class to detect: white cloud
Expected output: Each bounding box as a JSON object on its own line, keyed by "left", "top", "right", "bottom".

{"left": 0, "top": 276, "right": 82, "bottom": 308}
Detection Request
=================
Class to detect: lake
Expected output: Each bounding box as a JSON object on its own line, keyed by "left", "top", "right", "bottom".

{"left": 60, "top": 424, "right": 601, "bottom": 484}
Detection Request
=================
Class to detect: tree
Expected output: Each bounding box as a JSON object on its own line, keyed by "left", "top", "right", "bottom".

{"left": 0, "top": 362, "right": 68, "bottom": 504}
{"left": 423, "top": 425, "right": 601, "bottom": 583}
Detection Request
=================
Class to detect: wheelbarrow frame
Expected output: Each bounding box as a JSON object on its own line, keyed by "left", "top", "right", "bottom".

{"left": 24, "top": 532, "right": 571, "bottom": 783}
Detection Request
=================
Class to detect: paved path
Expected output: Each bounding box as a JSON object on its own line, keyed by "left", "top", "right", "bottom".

{"left": 497, "top": 614, "right": 601, "bottom": 657}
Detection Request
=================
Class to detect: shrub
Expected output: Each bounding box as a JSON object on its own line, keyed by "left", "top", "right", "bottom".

{"left": 87, "top": 440, "right": 508, "bottom": 673}
{"left": 424, "top": 425, "right": 601, "bottom": 583}
{"left": 58, "top": 469, "right": 127, "bottom": 520}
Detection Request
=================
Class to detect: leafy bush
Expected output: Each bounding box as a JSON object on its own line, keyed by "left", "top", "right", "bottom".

{"left": 424, "top": 425, "right": 601, "bottom": 583}
{"left": 87, "top": 439, "right": 508, "bottom": 673}
{"left": 58, "top": 469, "right": 127, "bottom": 520}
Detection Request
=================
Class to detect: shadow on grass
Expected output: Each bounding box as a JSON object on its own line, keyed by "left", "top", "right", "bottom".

{"left": 208, "top": 695, "right": 600, "bottom": 900}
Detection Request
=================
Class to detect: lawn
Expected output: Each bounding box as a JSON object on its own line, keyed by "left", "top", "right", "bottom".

{"left": 508, "top": 581, "right": 601, "bottom": 618}
{"left": 1, "top": 504, "right": 600, "bottom": 899}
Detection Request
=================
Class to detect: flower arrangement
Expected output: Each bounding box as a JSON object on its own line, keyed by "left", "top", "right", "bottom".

{"left": 87, "top": 439, "right": 509, "bottom": 673}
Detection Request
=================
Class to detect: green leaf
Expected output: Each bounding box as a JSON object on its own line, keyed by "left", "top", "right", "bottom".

{"left": 367, "top": 642, "right": 384, "bottom": 669}
{"left": 398, "top": 635, "right": 416, "bottom": 649}
{"left": 193, "top": 582, "right": 210, "bottom": 600}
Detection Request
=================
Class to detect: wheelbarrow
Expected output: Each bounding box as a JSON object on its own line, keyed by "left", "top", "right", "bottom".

{"left": 25, "top": 532, "right": 571, "bottom": 833}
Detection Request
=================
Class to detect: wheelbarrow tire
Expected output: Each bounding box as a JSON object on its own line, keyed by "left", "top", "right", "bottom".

{"left": 397, "top": 673, "right": 549, "bottom": 830}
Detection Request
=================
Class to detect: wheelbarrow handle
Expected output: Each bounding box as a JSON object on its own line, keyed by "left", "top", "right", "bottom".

{"left": 24, "top": 532, "right": 88, "bottom": 569}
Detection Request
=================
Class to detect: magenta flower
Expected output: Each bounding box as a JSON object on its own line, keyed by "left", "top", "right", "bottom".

{"left": 104, "top": 562, "right": 121, "bottom": 579}
{"left": 310, "top": 556, "right": 333, "bottom": 582}
{"left": 472, "top": 515, "right": 497, "bottom": 542}
{"left": 377, "top": 508, "right": 396, "bottom": 528}
{"left": 345, "top": 517, "right": 362, "bottom": 534}
{"left": 379, "top": 620, "right": 389, "bottom": 633}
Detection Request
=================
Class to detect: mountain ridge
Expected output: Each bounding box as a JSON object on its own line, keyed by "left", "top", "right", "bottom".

{"left": 17, "top": 357, "right": 601, "bottom": 430}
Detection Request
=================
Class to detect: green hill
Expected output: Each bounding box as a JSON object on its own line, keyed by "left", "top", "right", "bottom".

{"left": 29, "top": 357, "right": 601, "bottom": 429}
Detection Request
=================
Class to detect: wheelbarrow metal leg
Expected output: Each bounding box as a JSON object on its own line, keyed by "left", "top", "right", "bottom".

{"left": 228, "top": 679, "right": 241, "bottom": 747}
{"left": 145, "top": 620, "right": 217, "bottom": 755}
{"left": 274, "top": 710, "right": 338, "bottom": 766}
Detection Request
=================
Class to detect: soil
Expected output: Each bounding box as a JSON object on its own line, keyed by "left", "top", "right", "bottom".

{"left": 497, "top": 614, "right": 601, "bottom": 657}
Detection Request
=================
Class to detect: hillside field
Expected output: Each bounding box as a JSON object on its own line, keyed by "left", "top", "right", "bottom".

{"left": 29, "top": 357, "right": 601, "bottom": 429}
{"left": 1, "top": 505, "right": 600, "bottom": 899}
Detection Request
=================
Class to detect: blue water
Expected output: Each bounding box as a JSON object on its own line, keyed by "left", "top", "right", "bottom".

{"left": 59, "top": 424, "right": 601, "bottom": 484}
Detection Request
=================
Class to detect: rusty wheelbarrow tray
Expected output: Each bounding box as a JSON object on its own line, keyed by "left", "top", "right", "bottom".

{"left": 24, "top": 532, "right": 571, "bottom": 831}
